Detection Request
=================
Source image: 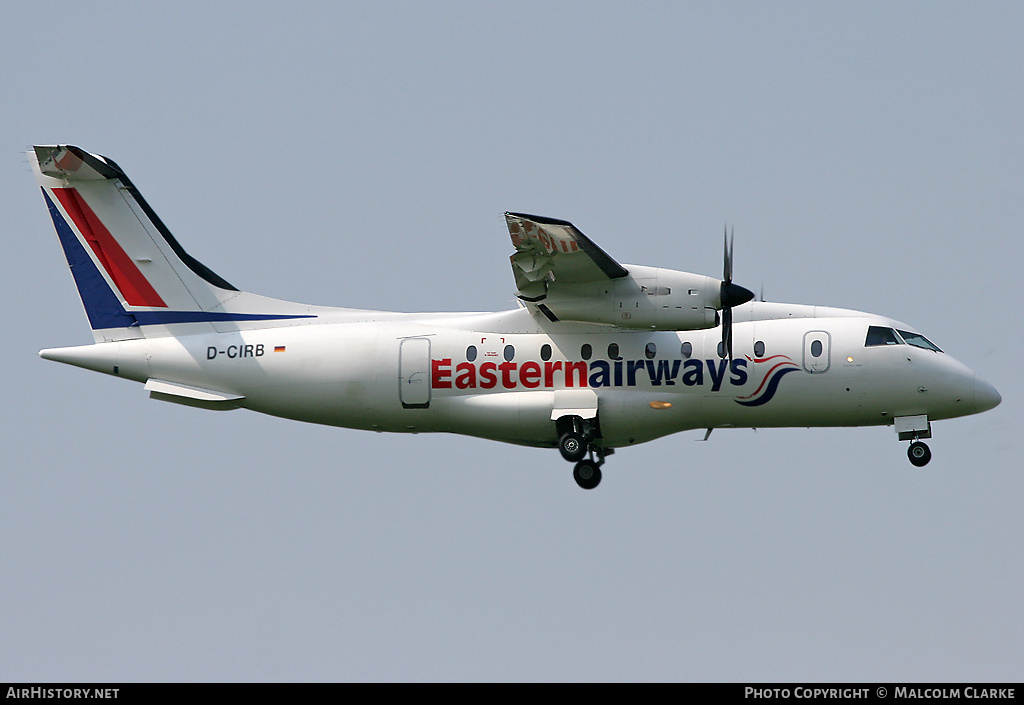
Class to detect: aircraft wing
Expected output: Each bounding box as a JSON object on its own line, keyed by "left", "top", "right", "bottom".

{"left": 505, "top": 212, "right": 628, "bottom": 301}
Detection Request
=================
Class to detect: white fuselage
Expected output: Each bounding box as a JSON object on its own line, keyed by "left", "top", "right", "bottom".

{"left": 42, "top": 300, "right": 997, "bottom": 450}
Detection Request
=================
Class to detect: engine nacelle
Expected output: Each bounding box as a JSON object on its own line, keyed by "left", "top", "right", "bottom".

{"left": 536, "top": 265, "right": 722, "bottom": 330}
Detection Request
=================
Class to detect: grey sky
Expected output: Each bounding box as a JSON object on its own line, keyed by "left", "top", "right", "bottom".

{"left": 1, "top": 2, "right": 1020, "bottom": 681}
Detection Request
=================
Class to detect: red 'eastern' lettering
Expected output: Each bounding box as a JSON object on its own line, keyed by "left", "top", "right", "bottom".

{"left": 520, "top": 361, "right": 541, "bottom": 388}
{"left": 498, "top": 361, "right": 517, "bottom": 388}
{"left": 455, "top": 362, "right": 477, "bottom": 389}
{"left": 479, "top": 361, "right": 498, "bottom": 389}
{"left": 544, "top": 361, "right": 563, "bottom": 387}
{"left": 433, "top": 358, "right": 593, "bottom": 389}
{"left": 565, "top": 361, "right": 588, "bottom": 387}
{"left": 432, "top": 358, "right": 452, "bottom": 388}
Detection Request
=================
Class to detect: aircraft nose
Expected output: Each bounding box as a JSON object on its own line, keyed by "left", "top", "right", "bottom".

{"left": 974, "top": 374, "right": 1001, "bottom": 414}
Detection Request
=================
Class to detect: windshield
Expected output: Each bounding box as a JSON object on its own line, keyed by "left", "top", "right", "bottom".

{"left": 865, "top": 326, "right": 902, "bottom": 346}
{"left": 897, "top": 330, "right": 943, "bottom": 352}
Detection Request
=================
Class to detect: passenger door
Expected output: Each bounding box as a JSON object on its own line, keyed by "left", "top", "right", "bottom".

{"left": 803, "top": 330, "right": 831, "bottom": 374}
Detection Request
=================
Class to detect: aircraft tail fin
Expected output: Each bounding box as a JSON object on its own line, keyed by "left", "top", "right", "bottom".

{"left": 32, "top": 146, "right": 314, "bottom": 342}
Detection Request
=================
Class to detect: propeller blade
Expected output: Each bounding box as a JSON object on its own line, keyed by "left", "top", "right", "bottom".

{"left": 719, "top": 226, "right": 752, "bottom": 360}
{"left": 722, "top": 306, "right": 733, "bottom": 360}
{"left": 729, "top": 226, "right": 735, "bottom": 281}
{"left": 723, "top": 225, "right": 733, "bottom": 284}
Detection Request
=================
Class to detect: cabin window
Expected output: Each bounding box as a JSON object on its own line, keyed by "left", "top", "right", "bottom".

{"left": 811, "top": 340, "right": 823, "bottom": 357}
{"left": 645, "top": 342, "right": 657, "bottom": 359}
{"left": 897, "top": 330, "right": 943, "bottom": 353}
{"left": 680, "top": 342, "right": 692, "bottom": 359}
{"left": 581, "top": 343, "right": 593, "bottom": 360}
{"left": 608, "top": 343, "right": 621, "bottom": 360}
{"left": 503, "top": 344, "right": 515, "bottom": 361}
{"left": 865, "top": 326, "right": 901, "bottom": 347}
{"left": 754, "top": 341, "right": 765, "bottom": 357}
{"left": 716, "top": 341, "right": 727, "bottom": 359}
{"left": 466, "top": 345, "right": 477, "bottom": 362}
{"left": 540, "top": 343, "right": 552, "bottom": 361}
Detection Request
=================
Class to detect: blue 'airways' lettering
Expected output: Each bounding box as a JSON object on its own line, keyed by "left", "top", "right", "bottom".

{"left": 646, "top": 359, "right": 680, "bottom": 386}
{"left": 706, "top": 359, "right": 728, "bottom": 391}
{"left": 682, "top": 358, "right": 704, "bottom": 386}
{"left": 730, "top": 358, "right": 748, "bottom": 386}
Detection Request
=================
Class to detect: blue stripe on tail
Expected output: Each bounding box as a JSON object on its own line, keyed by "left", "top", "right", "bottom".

{"left": 44, "top": 189, "right": 137, "bottom": 330}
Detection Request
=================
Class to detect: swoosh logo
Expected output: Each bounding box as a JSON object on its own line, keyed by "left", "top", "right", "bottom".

{"left": 735, "top": 355, "right": 800, "bottom": 407}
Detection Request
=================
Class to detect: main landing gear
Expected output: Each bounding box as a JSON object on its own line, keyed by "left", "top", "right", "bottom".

{"left": 573, "top": 458, "right": 602, "bottom": 490}
{"left": 556, "top": 415, "right": 610, "bottom": 489}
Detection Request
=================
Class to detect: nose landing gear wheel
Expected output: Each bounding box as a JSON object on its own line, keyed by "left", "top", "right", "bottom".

{"left": 558, "top": 432, "right": 588, "bottom": 463}
{"left": 573, "top": 460, "right": 602, "bottom": 490}
{"left": 908, "top": 441, "right": 932, "bottom": 467}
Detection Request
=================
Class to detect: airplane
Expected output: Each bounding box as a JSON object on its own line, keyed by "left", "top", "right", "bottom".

{"left": 30, "top": 145, "right": 1001, "bottom": 489}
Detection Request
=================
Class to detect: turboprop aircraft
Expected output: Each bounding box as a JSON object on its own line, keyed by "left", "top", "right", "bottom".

{"left": 31, "top": 145, "right": 1001, "bottom": 489}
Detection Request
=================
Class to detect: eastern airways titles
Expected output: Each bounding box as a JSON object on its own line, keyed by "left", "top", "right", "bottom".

{"left": 432, "top": 357, "right": 749, "bottom": 391}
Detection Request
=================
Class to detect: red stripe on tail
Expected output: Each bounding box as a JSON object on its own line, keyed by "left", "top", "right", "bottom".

{"left": 52, "top": 188, "right": 167, "bottom": 308}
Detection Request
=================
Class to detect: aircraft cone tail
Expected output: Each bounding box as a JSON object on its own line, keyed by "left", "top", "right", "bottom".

{"left": 32, "top": 146, "right": 317, "bottom": 342}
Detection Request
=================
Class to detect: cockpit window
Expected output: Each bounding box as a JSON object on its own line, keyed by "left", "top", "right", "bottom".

{"left": 897, "top": 330, "right": 942, "bottom": 353}
{"left": 865, "top": 326, "right": 902, "bottom": 347}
